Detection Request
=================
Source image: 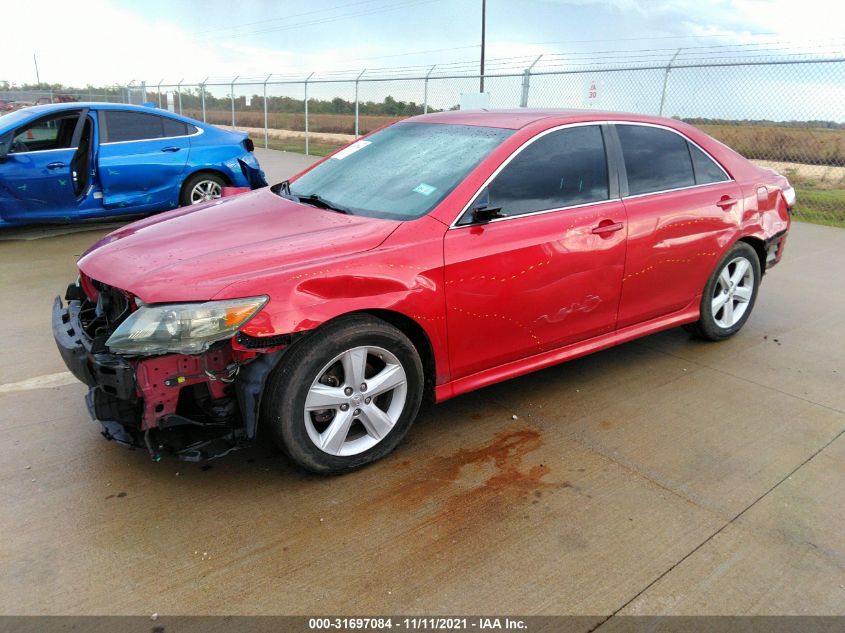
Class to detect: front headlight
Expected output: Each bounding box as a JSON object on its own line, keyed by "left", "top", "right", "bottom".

{"left": 106, "top": 296, "right": 268, "bottom": 356}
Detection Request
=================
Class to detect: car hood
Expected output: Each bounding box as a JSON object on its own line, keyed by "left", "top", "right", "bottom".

{"left": 78, "top": 188, "right": 401, "bottom": 302}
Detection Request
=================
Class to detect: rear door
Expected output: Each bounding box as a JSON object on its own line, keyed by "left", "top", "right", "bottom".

{"left": 97, "top": 110, "right": 191, "bottom": 210}
{"left": 444, "top": 124, "right": 627, "bottom": 379}
{"left": 0, "top": 109, "right": 83, "bottom": 222}
{"left": 613, "top": 123, "right": 741, "bottom": 329}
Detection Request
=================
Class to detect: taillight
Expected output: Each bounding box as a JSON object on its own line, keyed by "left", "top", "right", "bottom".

{"left": 243, "top": 138, "right": 255, "bottom": 152}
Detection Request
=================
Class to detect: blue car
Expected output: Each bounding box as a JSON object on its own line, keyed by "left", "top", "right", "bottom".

{"left": 0, "top": 102, "right": 266, "bottom": 227}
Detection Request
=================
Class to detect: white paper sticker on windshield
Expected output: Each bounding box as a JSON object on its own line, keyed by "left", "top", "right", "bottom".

{"left": 331, "top": 140, "right": 372, "bottom": 160}
{"left": 413, "top": 183, "right": 437, "bottom": 196}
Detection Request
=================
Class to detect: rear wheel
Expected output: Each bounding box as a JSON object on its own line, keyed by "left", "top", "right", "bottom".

{"left": 180, "top": 172, "right": 226, "bottom": 206}
{"left": 262, "top": 315, "right": 424, "bottom": 474}
{"left": 685, "top": 241, "right": 761, "bottom": 341}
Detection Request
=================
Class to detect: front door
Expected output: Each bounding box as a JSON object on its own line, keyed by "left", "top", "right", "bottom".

{"left": 444, "top": 125, "right": 627, "bottom": 379}
{"left": 0, "top": 109, "right": 84, "bottom": 222}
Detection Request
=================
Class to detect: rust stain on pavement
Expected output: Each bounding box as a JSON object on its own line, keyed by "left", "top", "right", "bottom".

{"left": 374, "top": 427, "right": 564, "bottom": 532}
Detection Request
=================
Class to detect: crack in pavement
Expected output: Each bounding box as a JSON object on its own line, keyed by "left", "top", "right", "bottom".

{"left": 585, "top": 426, "right": 845, "bottom": 630}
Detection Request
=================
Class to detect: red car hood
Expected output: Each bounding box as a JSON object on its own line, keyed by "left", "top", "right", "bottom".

{"left": 78, "top": 188, "right": 401, "bottom": 302}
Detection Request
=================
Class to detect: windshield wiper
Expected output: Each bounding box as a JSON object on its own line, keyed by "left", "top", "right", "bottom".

{"left": 294, "top": 193, "right": 352, "bottom": 215}
{"left": 271, "top": 180, "right": 295, "bottom": 199}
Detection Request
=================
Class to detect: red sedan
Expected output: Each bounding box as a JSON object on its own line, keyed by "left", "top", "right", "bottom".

{"left": 53, "top": 109, "right": 793, "bottom": 473}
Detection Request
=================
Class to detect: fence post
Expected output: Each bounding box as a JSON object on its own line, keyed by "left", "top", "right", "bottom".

{"left": 141, "top": 81, "right": 146, "bottom": 103}
{"left": 263, "top": 74, "right": 272, "bottom": 149}
{"left": 230, "top": 75, "right": 239, "bottom": 129}
{"left": 423, "top": 65, "right": 436, "bottom": 114}
{"left": 304, "top": 72, "right": 314, "bottom": 155}
{"left": 659, "top": 48, "right": 682, "bottom": 117}
{"left": 200, "top": 77, "right": 209, "bottom": 122}
{"left": 520, "top": 55, "right": 542, "bottom": 108}
{"left": 127, "top": 80, "right": 135, "bottom": 105}
{"left": 157, "top": 79, "right": 163, "bottom": 109}
{"left": 354, "top": 69, "right": 366, "bottom": 138}
{"left": 177, "top": 79, "right": 184, "bottom": 115}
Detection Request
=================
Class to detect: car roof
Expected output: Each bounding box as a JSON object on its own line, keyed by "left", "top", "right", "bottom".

{"left": 408, "top": 108, "right": 679, "bottom": 129}
{"left": 8, "top": 101, "right": 189, "bottom": 118}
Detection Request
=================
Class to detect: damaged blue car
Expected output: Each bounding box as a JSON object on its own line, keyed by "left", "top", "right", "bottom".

{"left": 0, "top": 102, "right": 266, "bottom": 227}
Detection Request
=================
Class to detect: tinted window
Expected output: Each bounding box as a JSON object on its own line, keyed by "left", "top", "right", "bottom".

{"left": 162, "top": 117, "right": 189, "bottom": 137}
{"left": 617, "top": 125, "right": 695, "bottom": 195}
{"left": 103, "top": 111, "right": 190, "bottom": 142}
{"left": 689, "top": 142, "right": 728, "bottom": 184}
{"left": 484, "top": 125, "right": 609, "bottom": 218}
{"left": 288, "top": 123, "right": 512, "bottom": 221}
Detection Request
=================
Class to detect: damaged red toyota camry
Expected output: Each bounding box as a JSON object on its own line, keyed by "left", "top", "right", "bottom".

{"left": 53, "top": 110, "right": 793, "bottom": 473}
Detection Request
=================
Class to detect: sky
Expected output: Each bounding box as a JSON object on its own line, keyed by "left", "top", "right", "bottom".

{"left": 3, "top": 0, "right": 844, "bottom": 87}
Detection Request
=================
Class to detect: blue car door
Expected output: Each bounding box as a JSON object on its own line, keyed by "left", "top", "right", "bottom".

{"left": 96, "top": 109, "right": 190, "bottom": 211}
{"left": 0, "top": 109, "right": 87, "bottom": 222}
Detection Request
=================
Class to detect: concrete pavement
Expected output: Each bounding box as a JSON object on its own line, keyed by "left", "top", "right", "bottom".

{"left": 0, "top": 150, "right": 843, "bottom": 619}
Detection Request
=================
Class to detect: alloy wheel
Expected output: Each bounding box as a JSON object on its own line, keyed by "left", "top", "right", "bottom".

{"left": 711, "top": 256, "right": 755, "bottom": 328}
{"left": 189, "top": 180, "right": 223, "bottom": 204}
{"left": 303, "top": 346, "right": 408, "bottom": 457}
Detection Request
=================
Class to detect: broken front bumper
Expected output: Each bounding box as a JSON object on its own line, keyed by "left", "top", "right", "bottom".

{"left": 52, "top": 295, "right": 262, "bottom": 461}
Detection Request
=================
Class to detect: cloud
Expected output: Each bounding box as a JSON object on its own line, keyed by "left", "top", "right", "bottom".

{"left": 3, "top": 0, "right": 843, "bottom": 88}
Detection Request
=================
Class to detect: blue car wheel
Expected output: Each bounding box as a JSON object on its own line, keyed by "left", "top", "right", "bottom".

{"left": 180, "top": 172, "right": 226, "bottom": 206}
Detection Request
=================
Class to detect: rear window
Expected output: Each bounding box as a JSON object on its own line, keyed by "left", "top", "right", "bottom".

{"left": 617, "top": 124, "right": 695, "bottom": 196}
{"left": 101, "top": 111, "right": 191, "bottom": 143}
{"left": 689, "top": 143, "right": 729, "bottom": 184}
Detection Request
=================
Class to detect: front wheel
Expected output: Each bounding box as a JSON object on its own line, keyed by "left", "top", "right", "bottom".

{"left": 262, "top": 315, "right": 424, "bottom": 474}
{"left": 685, "top": 241, "right": 761, "bottom": 341}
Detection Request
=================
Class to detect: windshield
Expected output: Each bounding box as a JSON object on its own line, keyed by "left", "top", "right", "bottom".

{"left": 287, "top": 122, "right": 513, "bottom": 220}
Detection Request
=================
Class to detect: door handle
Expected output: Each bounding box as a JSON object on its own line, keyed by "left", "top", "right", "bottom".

{"left": 161, "top": 146, "right": 182, "bottom": 152}
{"left": 46, "top": 161, "right": 65, "bottom": 169}
{"left": 716, "top": 196, "right": 738, "bottom": 209}
{"left": 591, "top": 220, "right": 624, "bottom": 236}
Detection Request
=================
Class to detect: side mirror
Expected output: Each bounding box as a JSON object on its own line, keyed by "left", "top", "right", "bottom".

{"left": 470, "top": 188, "right": 504, "bottom": 223}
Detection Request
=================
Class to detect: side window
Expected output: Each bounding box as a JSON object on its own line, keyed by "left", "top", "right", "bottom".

{"left": 10, "top": 111, "right": 80, "bottom": 153}
{"left": 689, "top": 143, "right": 729, "bottom": 185}
{"left": 102, "top": 111, "right": 189, "bottom": 142}
{"left": 617, "top": 125, "right": 695, "bottom": 195}
{"left": 162, "top": 117, "right": 189, "bottom": 138}
{"left": 482, "top": 125, "right": 609, "bottom": 218}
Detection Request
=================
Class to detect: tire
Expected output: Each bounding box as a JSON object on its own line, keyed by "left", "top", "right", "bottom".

{"left": 685, "top": 241, "right": 761, "bottom": 341}
{"left": 180, "top": 172, "right": 226, "bottom": 206}
{"left": 262, "top": 315, "right": 424, "bottom": 474}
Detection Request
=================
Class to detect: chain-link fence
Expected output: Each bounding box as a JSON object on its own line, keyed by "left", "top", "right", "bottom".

{"left": 3, "top": 56, "right": 844, "bottom": 226}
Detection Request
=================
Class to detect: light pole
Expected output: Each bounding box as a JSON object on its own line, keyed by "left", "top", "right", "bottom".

{"left": 479, "top": 0, "right": 486, "bottom": 93}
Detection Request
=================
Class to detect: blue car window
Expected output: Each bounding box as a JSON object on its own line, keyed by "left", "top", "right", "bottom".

{"left": 10, "top": 111, "right": 81, "bottom": 154}
{"left": 162, "top": 117, "right": 189, "bottom": 138}
{"left": 101, "top": 111, "right": 190, "bottom": 143}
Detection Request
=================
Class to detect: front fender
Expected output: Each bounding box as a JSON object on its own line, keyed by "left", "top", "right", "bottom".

{"left": 217, "top": 215, "right": 451, "bottom": 384}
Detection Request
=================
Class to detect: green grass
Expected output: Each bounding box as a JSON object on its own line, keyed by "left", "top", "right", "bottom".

{"left": 793, "top": 188, "right": 845, "bottom": 228}
{"left": 266, "top": 137, "right": 343, "bottom": 157}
